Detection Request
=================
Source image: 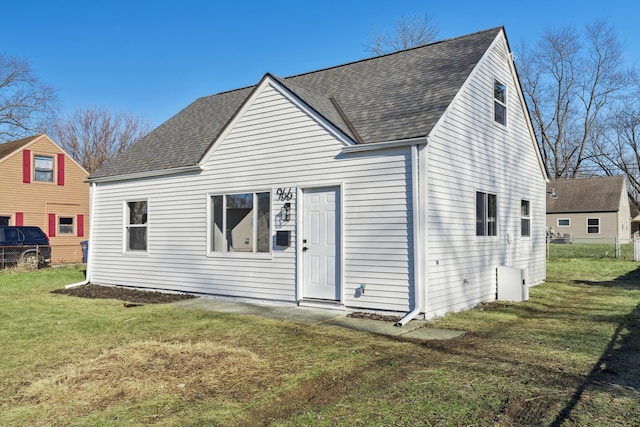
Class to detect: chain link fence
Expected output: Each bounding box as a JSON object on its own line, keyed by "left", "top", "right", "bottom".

{"left": 0, "top": 245, "right": 50, "bottom": 269}
{"left": 546, "top": 235, "right": 634, "bottom": 260}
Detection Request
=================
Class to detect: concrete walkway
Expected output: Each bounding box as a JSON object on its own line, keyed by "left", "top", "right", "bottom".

{"left": 173, "top": 297, "right": 465, "bottom": 341}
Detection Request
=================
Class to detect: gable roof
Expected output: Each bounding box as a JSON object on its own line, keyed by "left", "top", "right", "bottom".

{"left": 91, "top": 27, "right": 503, "bottom": 179}
{"left": 547, "top": 176, "right": 626, "bottom": 214}
{"left": 0, "top": 135, "right": 41, "bottom": 161}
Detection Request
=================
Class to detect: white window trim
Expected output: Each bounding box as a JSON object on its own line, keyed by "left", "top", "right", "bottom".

{"left": 475, "top": 190, "right": 498, "bottom": 238}
{"left": 586, "top": 217, "right": 600, "bottom": 234}
{"left": 58, "top": 216, "right": 75, "bottom": 235}
{"left": 521, "top": 199, "right": 531, "bottom": 238}
{"left": 206, "top": 191, "right": 273, "bottom": 259}
{"left": 557, "top": 218, "right": 571, "bottom": 227}
{"left": 34, "top": 154, "right": 55, "bottom": 183}
{"left": 123, "top": 199, "right": 149, "bottom": 255}
{"left": 493, "top": 78, "right": 507, "bottom": 127}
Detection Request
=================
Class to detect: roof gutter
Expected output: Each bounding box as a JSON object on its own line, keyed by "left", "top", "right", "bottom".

{"left": 86, "top": 165, "right": 202, "bottom": 184}
{"left": 341, "top": 136, "right": 428, "bottom": 154}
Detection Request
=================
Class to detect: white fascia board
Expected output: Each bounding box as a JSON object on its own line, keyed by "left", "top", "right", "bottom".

{"left": 86, "top": 164, "right": 202, "bottom": 183}
{"left": 341, "top": 136, "right": 428, "bottom": 153}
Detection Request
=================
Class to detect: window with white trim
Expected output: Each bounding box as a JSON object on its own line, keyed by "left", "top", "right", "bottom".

{"left": 58, "top": 216, "right": 74, "bottom": 234}
{"left": 34, "top": 155, "right": 54, "bottom": 182}
{"left": 587, "top": 218, "right": 600, "bottom": 234}
{"left": 557, "top": 218, "right": 570, "bottom": 227}
{"left": 521, "top": 200, "right": 530, "bottom": 237}
{"left": 211, "top": 192, "right": 270, "bottom": 253}
{"left": 476, "top": 191, "right": 497, "bottom": 236}
{"left": 126, "top": 201, "right": 148, "bottom": 251}
{"left": 494, "top": 79, "right": 507, "bottom": 126}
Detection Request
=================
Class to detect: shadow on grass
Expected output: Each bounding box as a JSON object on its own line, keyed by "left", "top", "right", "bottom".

{"left": 574, "top": 263, "right": 640, "bottom": 290}
{"left": 551, "top": 268, "right": 640, "bottom": 426}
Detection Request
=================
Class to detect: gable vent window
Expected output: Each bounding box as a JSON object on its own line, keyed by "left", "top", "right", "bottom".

{"left": 494, "top": 79, "right": 507, "bottom": 126}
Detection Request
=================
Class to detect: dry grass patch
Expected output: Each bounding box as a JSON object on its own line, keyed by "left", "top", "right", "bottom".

{"left": 23, "top": 340, "right": 269, "bottom": 411}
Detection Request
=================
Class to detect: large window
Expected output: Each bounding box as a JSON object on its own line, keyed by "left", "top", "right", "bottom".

{"left": 494, "top": 79, "right": 507, "bottom": 126}
{"left": 587, "top": 218, "right": 600, "bottom": 234}
{"left": 211, "top": 192, "right": 270, "bottom": 253}
{"left": 34, "top": 155, "right": 54, "bottom": 182}
{"left": 476, "top": 191, "right": 497, "bottom": 236}
{"left": 521, "top": 200, "right": 530, "bottom": 237}
{"left": 126, "top": 201, "right": 148, "bottom": 251}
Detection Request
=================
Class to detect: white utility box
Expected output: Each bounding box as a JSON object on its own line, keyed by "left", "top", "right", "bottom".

{"left": 497, "top": 266, "right": 529, "bottom": 302}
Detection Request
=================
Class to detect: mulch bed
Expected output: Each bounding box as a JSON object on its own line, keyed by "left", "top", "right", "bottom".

{"left": 52, "top": 284, "right": 198, "bottom": 304}
{"left": 54, "top": 284, "right": 403, "bottom": 322}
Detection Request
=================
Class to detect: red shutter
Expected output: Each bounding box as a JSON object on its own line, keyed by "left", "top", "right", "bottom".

{"left": 23, "top": 150, "right": 31, "bottom": 183}
{"left": 77, "top": 214, "right": 84, "bottom": 237}
{"left": 57, "top": 153, "right": 65, "bottom": 186}
{"left": 16, "top": 212, "right": 23, "bottom": 226}
{"left": 48, "top": 213, "right": 56, "bottom": 237}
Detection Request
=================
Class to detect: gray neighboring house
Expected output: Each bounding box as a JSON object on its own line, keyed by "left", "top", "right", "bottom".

{"left": 84, "top": 27, "right": 548, "bottom": 321}
{"left": 546, "top": 176, "right": 631, "bottom": 244}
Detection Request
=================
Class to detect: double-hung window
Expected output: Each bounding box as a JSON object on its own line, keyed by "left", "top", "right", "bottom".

{"left": 58, "top": 216, "right": 74, "bottom": 234}
{"left": 494, "top": 79, "right": 507, "bottom": 126}
{"left": 587, "top": 218, "right": 600, "bottom": 234}
{"left": 521, "top": 200, "right": 530, "bottom": 237}
{"left": 476, "top": 191, "right": 497, "bottom": 236}
{"left": 126, "top": 201, "right": 148, "bottom": 251}
{"left": 34, "top": 155, "right": 54, "bottom": 182}
{"left": 211, "top": 192, "right": 270, "bottom": 253}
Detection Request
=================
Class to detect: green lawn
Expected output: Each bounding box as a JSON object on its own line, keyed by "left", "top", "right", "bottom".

{"left": 1, "top": 261, "right": 639, "bottom": 426}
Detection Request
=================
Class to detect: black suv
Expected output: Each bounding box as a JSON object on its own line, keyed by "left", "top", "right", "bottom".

{"left": 0, "top": 226, "right": 51, "bottom": 268}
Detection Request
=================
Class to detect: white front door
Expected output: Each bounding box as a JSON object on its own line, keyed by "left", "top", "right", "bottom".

{"left": 302, "top": 187, "right": 340, "bottom": 300}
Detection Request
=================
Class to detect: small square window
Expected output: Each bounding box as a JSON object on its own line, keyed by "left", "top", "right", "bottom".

{"left": 34, "top": 155, "right": 54, "bottom": 182}
{"left": 58, "top": 217, "right": 74, "bottom": 234}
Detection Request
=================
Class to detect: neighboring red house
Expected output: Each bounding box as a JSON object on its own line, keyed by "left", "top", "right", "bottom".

{"left": 0, "top": 134, "right": 89, "bottom": 263}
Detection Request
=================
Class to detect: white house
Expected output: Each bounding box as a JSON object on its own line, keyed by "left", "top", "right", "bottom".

{"left": 85, "top": 27, "right": 548, "bottom": 322}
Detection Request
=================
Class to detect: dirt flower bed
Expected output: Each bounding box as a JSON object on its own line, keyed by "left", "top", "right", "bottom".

{"left": 52, "top": 284, "right": 198, "bottom": 304}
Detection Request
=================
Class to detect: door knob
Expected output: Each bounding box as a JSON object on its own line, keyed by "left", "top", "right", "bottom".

{"left": 302, "top": 247, "right": 309, "bottom": 252}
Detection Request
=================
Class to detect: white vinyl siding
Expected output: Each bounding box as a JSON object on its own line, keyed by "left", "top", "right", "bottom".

{"left": 90, "top": 82, "right": 414, "bottom": 311}
{"left": 424, "top": 33, "right": 546, "bottom": 317}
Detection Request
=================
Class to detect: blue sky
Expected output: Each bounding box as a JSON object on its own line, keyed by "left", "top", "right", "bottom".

{"left": 4, "top": 0, "right": 639, "bottom": 128}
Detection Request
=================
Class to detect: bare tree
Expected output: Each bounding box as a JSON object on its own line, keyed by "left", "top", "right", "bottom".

{"left": 0, "top": 54, "right": 60, "bottom": 141}
{"left": 590, "top": 77, "right": 640, "bottom": 209}
{"left": 366, "top": 14, "right": 440, "bottom": 56}
{"left": 519, "top": 20, "right": 633, "bottom": 178}
{"left": 54, "top": 107, "right": 151, "bottom": 174}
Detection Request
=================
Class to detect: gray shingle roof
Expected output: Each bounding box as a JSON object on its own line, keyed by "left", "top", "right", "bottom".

{"left": 91, "top": 27, "right": 502, "bottom": 179}
{"left": 0, "top": 134, "right": 40, "bottom": 160}
{"left": 547, "top": 176, "right": 626, "bottom": 213}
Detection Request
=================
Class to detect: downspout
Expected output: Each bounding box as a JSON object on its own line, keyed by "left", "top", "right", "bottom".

{"left": 66, "top": 181, "right": 96, "bottom": 288}
{"left": 395, "top": 144, "right": 424, "bottom": 327}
